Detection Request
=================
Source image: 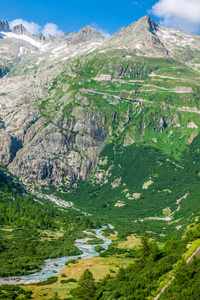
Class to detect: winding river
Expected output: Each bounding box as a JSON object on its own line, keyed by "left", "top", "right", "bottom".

{"left": 0, "top": 226, "right": 112, "bottom": 285}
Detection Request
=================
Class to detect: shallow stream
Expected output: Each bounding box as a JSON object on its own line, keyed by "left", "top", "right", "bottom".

{"left": 0, "top": 226, "right": 112, "bottom": 283}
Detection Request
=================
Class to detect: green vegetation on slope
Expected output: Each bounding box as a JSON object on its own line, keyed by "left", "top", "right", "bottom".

{"left": 56, "top": 137, "right": 200, "bottom": 241}
{"left": 67, "top": 224, "right": 200, "bottom": 300}
{"left": 0, "top": 170, "right": 100, "bottom": 277}
{"left": 0, "top": 285, "right": 32, "bottom": 299}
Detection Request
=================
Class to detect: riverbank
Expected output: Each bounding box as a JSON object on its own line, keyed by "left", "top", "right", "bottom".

{"left": 0, "top": 226, "right": 112, "bottom": 286}
{"left": 22, "top": 255, "right": 134, "bottom": 300}
{"left": 0, "top": 278, "right": 43, "bottom": 285}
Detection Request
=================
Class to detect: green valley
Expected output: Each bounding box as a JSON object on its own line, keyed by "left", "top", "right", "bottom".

{"left": 1, "top": 15, "right": 200, "bottom": 299}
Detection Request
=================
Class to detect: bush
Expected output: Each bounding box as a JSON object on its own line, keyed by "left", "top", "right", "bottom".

{"left": 94, "top": 245, "right": 105, "bottom": 253}
{"left": 35, "top": 276, "right": 58, "bottom": 286}
{"left": 61, "top": 278, "right": 77, "bottom": 283}
{"left": 65, "top": 259, "right": 78, "bottom": 266}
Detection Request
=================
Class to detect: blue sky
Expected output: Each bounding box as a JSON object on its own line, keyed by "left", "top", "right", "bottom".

{"left": 1, "top": 0, "right": 200, "bottom": 36}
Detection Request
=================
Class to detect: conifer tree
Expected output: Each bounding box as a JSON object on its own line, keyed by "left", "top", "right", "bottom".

{"left": 71, "top": 268, "right": 96, "bottom": 299}
{"left": 174, "top": 258, "right": 190, "bottom": 285}
{"left": 139, "top": 232, "right": 151, "bottom": 262}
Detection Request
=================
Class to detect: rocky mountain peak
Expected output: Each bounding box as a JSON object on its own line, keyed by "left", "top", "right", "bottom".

{"left": 132, "top": 15, "right": 159, "bottom": 34}
{"left": 0, "top": 21, "right": 10, "bottom": 32}
{"left": 144, "top": 15, "right": 158, "bottom": 33}
{"left": 72, "top": 25, "right": 104, "bottom": 44}
{"left": 112, "top": 25, "right": 127, "bottom": 38}
{"left": 31, "top": 32, "right": 45, "bottom": 42}
{"left": 11, "top": 24, "right": 30, "bottom": 36}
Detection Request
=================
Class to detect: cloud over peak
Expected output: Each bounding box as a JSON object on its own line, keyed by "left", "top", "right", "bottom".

{"left": 151, "top": 0, "right": 200, "bottom": 33}
{"left": 41, "top": 23, "right": 63, "bottom": 37}
{"left": 91, "top": 22, "right": 111, "bottom": 38}
{"left": 9, "top": 19, "right": 63, "bottom": 37}
{"left": 9, "top": 19, "right": 41, "bottom": 35}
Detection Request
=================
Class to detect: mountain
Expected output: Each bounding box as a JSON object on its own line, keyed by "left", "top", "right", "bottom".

{"left": 105, "top": 16, "right": 200, "bottom": 67}
{"left": 106, "top": 15, "right": 167, "bottom": 56}
{"left": 1, "top": 15, "right": 200, "bottom": 240}
{"left": 0, "top": 21, "right": 104, "bottom": 78}
{"left": 11, "top": 23, "right": 30, "bottom": 36}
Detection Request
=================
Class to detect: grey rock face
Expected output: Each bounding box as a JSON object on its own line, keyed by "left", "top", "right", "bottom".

{"left": 11, "top": 24, "right": 30, "bottom": 36}
{"left": 0, "top": 72, "right": 107, "bottom": 185}
{"left": 9, "top": 108, "right": 107, "bottom": 184}
{"left": 0, "top": 21, "right": 10, "bottom": 32}
{"left": 0, "top": 103, "right": 39, "bottom": 164}
{"left": 31, "top": 33, "right": 45, "bottom": 42}
{"left": 70, "top": 26, "right": 104, "bottom": 44}
{"left": 137, "top": 15, "right": 158, "bottom": 34}
{"left": 112, "top": 65, "right": 144, "bottom": 77}
{"left": 147, "top": 115, "right": 179, "bottom": 133}
{"left": 0, "top": 68, "right": 10, "bottom": 78}
{"left": 0, "top": 133, "right": 22, "bottom": 164}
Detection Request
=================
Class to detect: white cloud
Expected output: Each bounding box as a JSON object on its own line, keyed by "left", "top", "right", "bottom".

{"left": 98, "top": 29, "right": 111, "bottom": 38}
{"left": 151, "top": 0, "right": 200, "bottom": 33}
{"left": 41, "top": 23, "right": 63, "bottom": 37}
{"left": 132, "top": 2, "right": 138, "bottom": 5}
{"left": 9, "top": 19, "right": 63, "bottom": 37}
{"left": 9, "top": 19, "right": 41, "bottom": 35}
{"left": 91, "top": 22, "right": 111, "bottom": 38}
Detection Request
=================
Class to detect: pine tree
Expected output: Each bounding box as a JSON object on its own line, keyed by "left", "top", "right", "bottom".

{"left": 139, "top": 232, "right": 151, "bottom": 260}
{"left": 174, "top": 258, "right": 190, "bottom": 285}
{"left": 115, "top": 267, "right": 125, "bottom": 281}
{"left": 0, "top": 240, "right": 5, "bottom": 252}
{"left": 71, "top": 268, "right": 96, "bottom": 299}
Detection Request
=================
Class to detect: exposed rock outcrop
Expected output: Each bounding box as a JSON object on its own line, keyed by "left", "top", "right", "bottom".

{"left": 11, "top": 24, "right": 30, "bottom": 36}
{"left": 0, "top": 21, "right": 10, "bottom": 32}
{"left": 71, "top": 26, "right": 104, "bottom": 44}
{"left": 7, "top": 101, "right": 107, "bottom": 185}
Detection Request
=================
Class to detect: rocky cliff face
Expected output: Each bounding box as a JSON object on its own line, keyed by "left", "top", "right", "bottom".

{"left": 11, "top": 24, "right": 30, "bottom": 36}
{"left": 104, "top": 16, "right": 168, "bottom": 57}
{"left": 104, "top": 15, "right": 200, "bottom": 63}
{"left": 71, "top": 26, "right": 104, "bottom": 44}
{"left": 0, "top": 21, "right": 10, "bottom": 32}
{"left": 0, "top": 69, "right": 107, "bottom": 186}
{"left": 8, "top": 106, "right": 107, "bottom": 185}
{"left": 0, "top": 20, "right": 107, "bottom": 186}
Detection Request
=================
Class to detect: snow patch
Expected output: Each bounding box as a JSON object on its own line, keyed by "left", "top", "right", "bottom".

{"left": 135, "top": 44, "right": 141, "bottom": 49}
{"left": 158, "top": 28, "right": 195, "bottom": 47}
{"left": 2, "top": 32, "right": 42, "bottom": 48}
{"left": 62, "top": 56, "right": 69, "bottom": 61}
{"left": 51, "top": 45, "right": 67, "bottom": 53}
{"left": 18, "top": 46, "right": 26, "bottom": 56}
{"left": 1, "top": 31, "right": 52, "bottom": 52}
{"left": 36, "top": 58, "right": 44, "bottom": 65}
